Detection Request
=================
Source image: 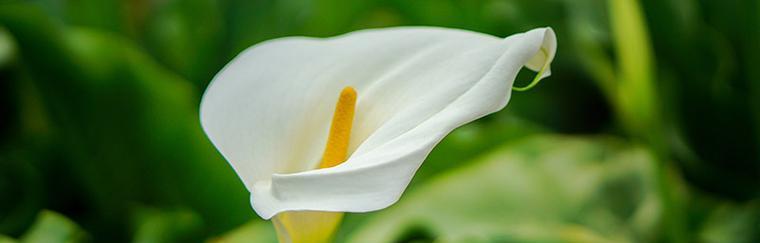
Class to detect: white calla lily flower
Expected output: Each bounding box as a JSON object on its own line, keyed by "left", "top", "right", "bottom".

{"left": 200, "top": 26, "right": 556, "bottom": 241}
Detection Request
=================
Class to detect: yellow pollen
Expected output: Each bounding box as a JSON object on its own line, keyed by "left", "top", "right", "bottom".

{"left": 318, "top": 86, "right": 357, "bottom": 169}
{"left": 272, "top": 87, "right": 357, "bottom": 243}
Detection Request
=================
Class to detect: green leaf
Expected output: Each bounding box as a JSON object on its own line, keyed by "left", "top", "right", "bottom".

{"left": 0, "top": 2, "right": 251, "bottom": 236}
{"left": 141, "top": 0, "right": 225, "bottom": 85}
{"left": 130, "top": 207, "right": 203, "bottom": 243}
{"left": 0, "top": 235, "right": 17, "bottom": 243}
{"left": 609, "top": 0, "right": 661, "bottom": 145}
{"left": 697, "top": 202, "right": 760, "bottom": 243}
{"left": 348, "top": 135, "right": 661, "bottom": 243}
{"left": 19, "top": 211, "right": 88, "bottom": 243}
{"left": 207, "top": 221, "right": 277, "bottom": 243}
{"left": 408, "top": 115, "right": 545, "bottom": 186}
{"left": 0, "top": 26, "right": 15, "bottom": 68}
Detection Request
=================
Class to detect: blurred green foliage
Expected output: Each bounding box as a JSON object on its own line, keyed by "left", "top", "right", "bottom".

{"left": 2, "top": 210, "right": 89, "bottom": 243}
{"left": 0, "top": 0, "right": 758, "bottom": 242}
{"left": 350, "top": 135, "right": 663, "bottom": 243}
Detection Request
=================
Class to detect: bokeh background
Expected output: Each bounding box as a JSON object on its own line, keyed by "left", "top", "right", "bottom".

{"left": 1, "top": 0, "right": 758, "bottom": 242}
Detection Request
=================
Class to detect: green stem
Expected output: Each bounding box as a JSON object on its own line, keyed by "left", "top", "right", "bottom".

{"left": 513, "top": 47, "right": 549, "bottom": 92}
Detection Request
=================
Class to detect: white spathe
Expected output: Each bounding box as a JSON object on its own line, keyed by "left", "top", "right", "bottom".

{"left": 200, "top": 27, "right": 557, "bottom": 219}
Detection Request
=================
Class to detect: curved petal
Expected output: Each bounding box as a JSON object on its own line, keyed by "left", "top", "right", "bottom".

{"left": 200, "top": 27, "right": 557, "bottom": 219}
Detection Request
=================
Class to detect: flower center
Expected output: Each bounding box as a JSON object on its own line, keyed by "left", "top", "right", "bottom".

{"left": 272, "top": 86, "right": 357, "bottom": 243}
{"left": 318, "top": 86, "right": 357, "bottom": 169}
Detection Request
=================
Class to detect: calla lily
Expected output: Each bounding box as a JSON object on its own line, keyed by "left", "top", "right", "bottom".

{"left": 200, "top": 26, "right": 556, "bottom": 242}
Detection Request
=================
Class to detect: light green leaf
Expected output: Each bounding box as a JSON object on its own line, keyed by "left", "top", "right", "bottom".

{"left": 348, "top": 135, "right": 661, "bottom": 243}
{"left": 207, "top": 221, "right": 276, "bottom": 243}
{"left": 131, "top": 207, "right": 203, "bottom": 243}
{"left": 19, "top": 211, "right": 88, "bottom": 243}
{"left": 697, "top": 202, "right": 760, "bottom": 243}
{"left": 608, "top": 0, "right": 661, "bottom": 144}
{"left": 0, "top": 235, "right": 17, "bottom": 243}
{"left": 0, "top": 26, "right": 15, "bottom": 68}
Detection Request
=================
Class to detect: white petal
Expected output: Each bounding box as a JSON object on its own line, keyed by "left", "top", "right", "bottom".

{"left": 200, "top": 27, "right": 557, "bottom": 219}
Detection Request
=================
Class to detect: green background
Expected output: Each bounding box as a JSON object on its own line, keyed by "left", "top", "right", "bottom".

{"left": 0, "top": 0, "right": 758, "bottom": 242}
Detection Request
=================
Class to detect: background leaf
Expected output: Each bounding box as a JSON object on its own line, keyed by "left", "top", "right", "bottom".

{"left": 19, "top": 211, "right": 89, "bottom": 243}
{"left": 348, "top": 135, "right": 660, "bottom": 243}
